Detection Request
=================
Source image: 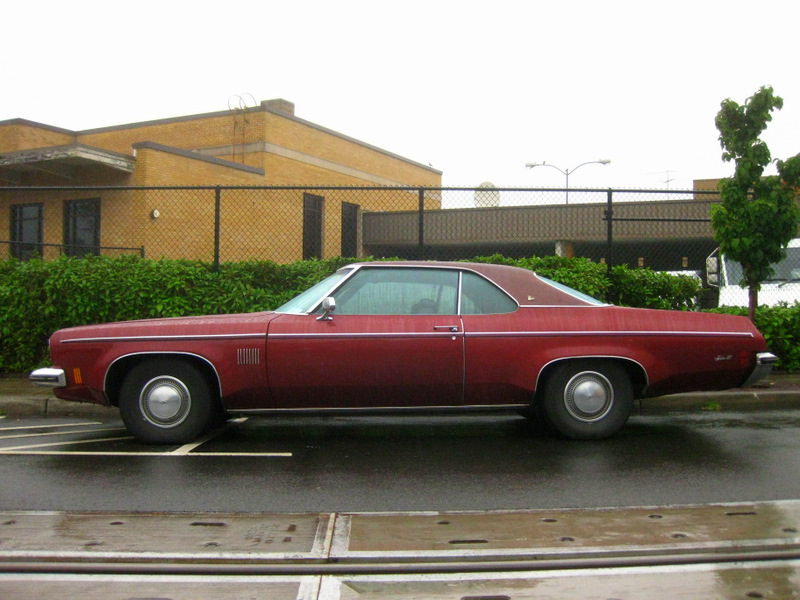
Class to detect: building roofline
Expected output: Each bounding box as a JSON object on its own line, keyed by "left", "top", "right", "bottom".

{"left": 0, "top": 118, "right": 77, "bottom": 136}
{"left": 131, "top": 141, "right": 265, "bottom": 175}
{"left": 80, "top": 102, "right": 442, "bottom": 175}
{"left": 1, "top": 102, "right": 441, "bottom": 176}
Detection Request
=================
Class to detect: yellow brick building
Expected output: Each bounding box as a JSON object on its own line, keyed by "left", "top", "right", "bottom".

{"left": 0, "top": 99, "right": 442, "bottom": 262}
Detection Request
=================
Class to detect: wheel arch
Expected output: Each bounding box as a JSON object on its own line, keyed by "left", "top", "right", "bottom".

{"left": 104, "top": 352, "right": 223, "bottom": 408}
{"left": 534, "top": 356, "right": 648, "bottom": 403}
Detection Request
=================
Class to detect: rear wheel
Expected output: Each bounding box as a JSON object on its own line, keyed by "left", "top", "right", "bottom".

{"left": 540, "top": 360, "right": 633, "bottom": 440}
{"left": 119, "top": 358, "right": 216, "bottom": 444}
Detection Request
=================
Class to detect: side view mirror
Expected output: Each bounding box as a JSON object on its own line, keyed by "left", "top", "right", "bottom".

{"left": 706, "top": 256, "right": 720, "bottom": 287}
{"left": 316, "top": 296, "right": 336, "bottom": 321}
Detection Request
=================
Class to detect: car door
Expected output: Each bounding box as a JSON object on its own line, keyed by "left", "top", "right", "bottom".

{"left": 266, "top": 266, "right": 464, "bottom": 409}
{"left": 459, "top": 270, "right": 531, "bottom": 406}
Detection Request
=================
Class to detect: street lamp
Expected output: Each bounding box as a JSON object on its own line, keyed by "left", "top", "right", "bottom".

{"left": 525, "top": 159, "right": 611, "bottom": 204}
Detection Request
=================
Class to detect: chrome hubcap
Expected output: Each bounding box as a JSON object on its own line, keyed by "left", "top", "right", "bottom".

{"left": 564, "top": 371, "right": 613, "bottom": 422}
{"left": 139, "top": 376, "right": 191, "bottom": 428}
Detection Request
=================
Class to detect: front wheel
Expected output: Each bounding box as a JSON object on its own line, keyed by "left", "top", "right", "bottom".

{"left": 540, "top": 360, "right": 633, "bottom": 440}
{"left": 119, "top": 358, "right": 216, "bottom": 444}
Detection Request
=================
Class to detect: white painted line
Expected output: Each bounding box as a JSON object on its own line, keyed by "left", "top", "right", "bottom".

{"left": 0, "top": 417, "right": 290, "bottom": 457}
{"left": 323, "top": 512, "right": 338, "bottom": 556}
{"left": 330, "top": 514, "right": 352, "bottom": 558}
{"left": 0, "top": 436, "right": 135, "bottom": 452}
{"left": 0, "top": 450, "right": 292, "bottom": 457}
{"left": 0, "top": 427, "right": 127, "bottom": 441}
{"left": 311, "top": 513, "right": 338, "bottom": 557}
{"left": 170, "top": 417, "right": 248, "bottom": 455}
{"left": 0, "top": 422, "right": 102, "bottom": 432}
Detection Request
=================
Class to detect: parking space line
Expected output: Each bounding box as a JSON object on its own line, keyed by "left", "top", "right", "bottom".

{"left": 0, "top": 427, "right": 127, "bottom": 441}
{"left": 0, "top": 436, "right": 135, "bottom": 453}
{"left": 0, "top": 449, "right": 292, "bottom": 457}
{"left": 0, "top": 416, "right": 291, "bottom": 457}
{"left": 0, "top": 422, "right": 102, "bottom": 432}
{"left": 171, "top": 418, "right": 249, "bottom": 455}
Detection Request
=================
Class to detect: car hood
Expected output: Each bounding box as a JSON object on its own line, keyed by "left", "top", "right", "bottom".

{"left": 50, "top": 311, "right": 279, "bottom": 344}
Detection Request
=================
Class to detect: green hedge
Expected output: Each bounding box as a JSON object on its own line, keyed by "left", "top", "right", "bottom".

{"left": 467, "top": 254, "right": 701, "bottom": 311}
{"left": 9, "top": 254, "right": 793, "bottom": 375}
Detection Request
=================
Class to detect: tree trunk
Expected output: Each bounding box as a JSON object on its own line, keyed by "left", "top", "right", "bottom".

{"left": 748, "top": 285, "right": 758, "bottom": 323}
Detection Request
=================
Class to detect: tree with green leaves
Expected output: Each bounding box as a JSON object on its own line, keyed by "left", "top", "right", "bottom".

{"left": 711, "top": 85, "right": 800, "bottom": 321}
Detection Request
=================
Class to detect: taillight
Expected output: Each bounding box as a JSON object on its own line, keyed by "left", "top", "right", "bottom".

{"left": 739, "top": 351, "right": 750, "bottom": 367}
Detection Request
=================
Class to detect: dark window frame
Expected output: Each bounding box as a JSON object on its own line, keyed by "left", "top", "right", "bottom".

{"left": 341, "top": 201, "right": 360, "bottom": 258}
{"left": 10, "top": 203, "right": 43, "bottom": 261}
{"left": 63, "top": 197, "right": 101, "bottom": 257}
{"left": 303, "top": 193, "right": 324, "bottom": 260}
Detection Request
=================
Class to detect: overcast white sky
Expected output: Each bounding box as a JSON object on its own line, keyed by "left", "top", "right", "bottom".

{"left": 3, "top": 0, "right": 798, "bottom": 191}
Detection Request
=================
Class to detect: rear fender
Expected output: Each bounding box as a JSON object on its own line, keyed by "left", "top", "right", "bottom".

{"left": 535, "top": 356, "right": 649, "bottom": 399}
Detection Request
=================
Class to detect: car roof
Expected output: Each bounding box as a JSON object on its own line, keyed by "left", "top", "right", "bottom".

{"left": 343, "top": 261, "right": 598, "bottom": 307}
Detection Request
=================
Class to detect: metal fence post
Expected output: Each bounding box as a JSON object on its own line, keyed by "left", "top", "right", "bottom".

{"left": 214, "top": 186, "right": 221, "bottom": 270}
{"left": 418, "top": 187, "right": 425, "bottom": 260}
{"left": 605, "top": 188, "right": 613, "bottom": 267}
{"left": 605, "top": 189, "right": 614, "bottom": 303}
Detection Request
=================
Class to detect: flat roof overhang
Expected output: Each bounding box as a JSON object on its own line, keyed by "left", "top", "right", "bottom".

{"left": 0, "top": 144, "right": 135, "bottom": 184}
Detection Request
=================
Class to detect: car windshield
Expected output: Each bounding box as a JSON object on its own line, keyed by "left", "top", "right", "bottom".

{"left": 274, "top": 268, "right": 354, "bottom": 314}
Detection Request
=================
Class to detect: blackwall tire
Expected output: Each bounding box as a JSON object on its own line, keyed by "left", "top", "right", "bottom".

{"left": 541, "top": 360, "right": 633, "bottom": 440}
{"left": 119, "top": 358, "right": 216, "bottom": 444}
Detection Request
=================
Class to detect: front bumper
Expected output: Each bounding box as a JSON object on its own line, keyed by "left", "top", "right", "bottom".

{"left": 741, "top": 352, "right": 779, "bottom": 388}
{"left": 29, "top": 368, "right": 66, "bottom": 388}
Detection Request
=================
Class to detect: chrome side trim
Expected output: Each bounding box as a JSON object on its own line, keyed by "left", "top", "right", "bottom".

{"left": 268, "top": 330, "right": 753, "bottom": 341}
{"left": 63, "top": 333, "right": 266, "bottom": 344}
{"left": 535, "top": 355, "right": 650, "bottom": 392}
{"left": 518, "top": 304, "right": 611, "bottom": 308}
{"left": 104, "top": 352, "right": 224, "bottom": 398}
{"left": 465, "top": 330, "right": 754, "bottom": 338}
{"left": 29, "top": 368, "right": 66, "bottom": 388}
{"left": 270, "top": 331, "right": 463, "bottom": 340}
{"left": 228, "top": 404, "right": 529, "bottom": 415}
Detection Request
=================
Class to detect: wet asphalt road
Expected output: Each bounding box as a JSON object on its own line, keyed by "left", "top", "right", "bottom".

{"left": 1, "top": 408, "right": 800, "bottom": 513}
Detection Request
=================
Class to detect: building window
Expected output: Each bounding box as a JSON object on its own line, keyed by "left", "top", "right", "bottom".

{"left": 64, "top": 198, "right": 101, "bottom": 256}
{"left": 341, "top": 202, "right": 360, "bottom": 258}
{"left": 10, "top": 203, "right": 43, "bottom": 261}
{"left": 303, "top": 193, "right": 324, "bottom": 260}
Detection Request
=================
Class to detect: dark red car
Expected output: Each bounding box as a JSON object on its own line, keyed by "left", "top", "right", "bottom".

{"left": 31, "top": 261, "right": 776, "bottom": 442}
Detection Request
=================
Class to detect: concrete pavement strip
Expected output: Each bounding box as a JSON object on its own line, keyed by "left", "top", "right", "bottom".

{"left": 2, "top": 501, "right": 800, "bottom": 569}
{"left": 1, "top": 502, "right": 800, "bottom": 598}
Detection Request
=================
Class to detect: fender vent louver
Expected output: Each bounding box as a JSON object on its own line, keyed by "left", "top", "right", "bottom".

{"left": 237, "top": 347, "right": 261, "bottom": 365}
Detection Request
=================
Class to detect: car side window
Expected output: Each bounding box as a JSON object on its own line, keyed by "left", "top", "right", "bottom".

{"left": 333, "top": 267, "right": 459, "bottom": 315}
{"left": 460, "top": 271, "right": 518, "bottom": 315}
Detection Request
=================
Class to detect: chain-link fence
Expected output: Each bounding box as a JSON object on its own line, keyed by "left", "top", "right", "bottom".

{"left": 2, "top": 185, "right": 799, "bottom": 307}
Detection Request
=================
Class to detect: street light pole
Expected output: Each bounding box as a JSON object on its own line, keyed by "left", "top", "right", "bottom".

{"left": 525, "top": 159, "right": 611, "bottom": 204}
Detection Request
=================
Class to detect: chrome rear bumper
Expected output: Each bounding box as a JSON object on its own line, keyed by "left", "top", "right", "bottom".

{"left": 741, "top": 352, "right": 779, "bottom": 388}
{"left": 29, "top": 368, "right": 66, "bottom": 388}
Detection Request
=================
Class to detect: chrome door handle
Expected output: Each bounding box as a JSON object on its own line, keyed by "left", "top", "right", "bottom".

{"left": 433, "top": 325, "right": 460, "bottom": 333}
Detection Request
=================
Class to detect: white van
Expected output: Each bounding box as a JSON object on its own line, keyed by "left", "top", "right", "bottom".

{"left": 706, "top": 238, "right": 800, "bottom": 307}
